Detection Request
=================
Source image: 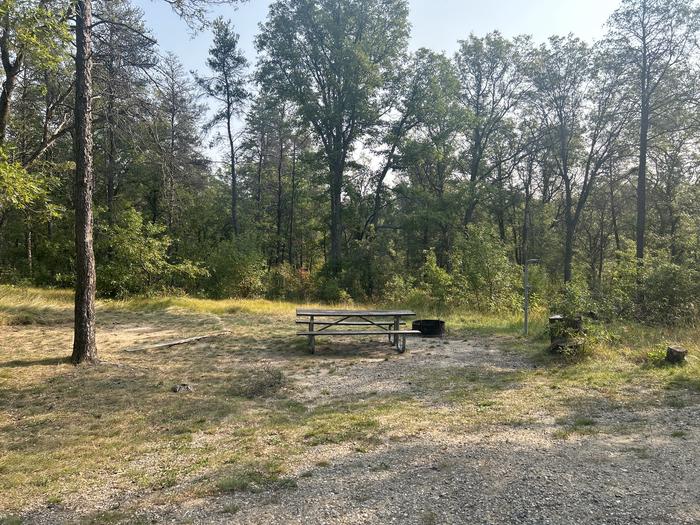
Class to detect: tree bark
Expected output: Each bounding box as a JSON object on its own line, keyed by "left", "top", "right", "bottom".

{"left": 329, "top": 157, "right": 343, "bottom": 274}
{"left": 71, "top": 0, "right": 98, "bottom": 365}
{"left": 226, "top": 104, "right": 239, "bottom": 236}
{"left": 563, "top": 180, "right": 574, "bottom": 283}
{"left": 609, "top": 176, "right": 621, "bottom": 253}
{"left": 636, "top": 97, "right": 650, "bottom": 263}
{"left": 276, "top": 134, "right": 284, "bottom": 263}
{"left": 636, "top": 9, "right": 651, "bottom": 289}
{"left": 0, "top": 11, "right": 23, "bottom": 146}
{"left": 288, "top": 139, "right": 296, "bottom": 266}
{"left": 25, "top": 225, "right": 32, "bottom": 277}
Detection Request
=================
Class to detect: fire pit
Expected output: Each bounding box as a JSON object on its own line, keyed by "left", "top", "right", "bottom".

{"left": 412, "top": 319, "right": 445, "bottom": 338}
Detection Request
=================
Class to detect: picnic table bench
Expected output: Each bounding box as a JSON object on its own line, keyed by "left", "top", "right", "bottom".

{"left": 296, "top": 309, "right": 420, "bottom": 354}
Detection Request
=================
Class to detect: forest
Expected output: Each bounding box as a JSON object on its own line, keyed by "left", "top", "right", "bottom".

{"left": 1, "top": 0, "right": 700, "bottom": 357}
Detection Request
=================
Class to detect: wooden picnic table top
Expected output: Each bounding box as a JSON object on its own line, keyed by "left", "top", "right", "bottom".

{"left": 296, "top": 309, "right": 415, "bottom": 317}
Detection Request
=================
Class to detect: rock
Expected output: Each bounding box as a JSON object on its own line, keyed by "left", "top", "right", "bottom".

{"left": 665, "top": 346, "right": 688, "bottom": 364}
{"left": 172, "top": 383, "right": 194, "bottom": 393}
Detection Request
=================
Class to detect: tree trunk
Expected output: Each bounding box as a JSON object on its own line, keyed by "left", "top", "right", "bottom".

{"left": 255, "top": 132, "right": 264, "bottom": 225}
{"left": 72, "top": 0, "right": 98, "bottom": 365}
{"left": 231, "top": 156, "right": 238, "bottom": 236}
{"left": 25, "top": 225, "right": 32, "bottom": 278}
{"left": 609, "top": 176, "right": 621, "bottom": 253}
{"left": 329, "top": 159, "right": 343, "bottom": 274}
{"left": 276, "top": 137, "right": 284, "bottom": 263}
{"left": 0, "top": 64, "right": 18, "bottom": 146}
{"left": 227, "top": 107, "right": 239, "bottom": 236}
{"left": 288, "top": 140, "right": 296, "bottom": 266}
{"left": 636, "top": 97, "right": 650, "bottom": 264}
{"left": 563, "top": 186, "right": 575, "bottom": 283}
{"left": 0, "top": 12, "right": 22, "bottom": 146}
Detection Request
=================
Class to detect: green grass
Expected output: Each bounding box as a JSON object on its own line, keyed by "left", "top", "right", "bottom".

{"left": 0, "top": 516, "right": 23, "bottom": 525}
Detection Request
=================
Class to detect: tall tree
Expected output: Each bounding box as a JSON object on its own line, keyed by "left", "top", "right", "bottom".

{"left": 93, "top": 0, "right": 156, "bottom": 224}
{"left": 71, "top": 0, "right": 97, "bottom": 364}
{"left": 454, "top": 32, "right": 528, "bottom": 226}
{"left": 529, "top": 36, "right": 628, "bottom": 282}
{"left": 148, "top": 52, "right": 205, "bottom": 231}
{"left": 196, "top": 17, "right": 247, "bottom": 235}
{"left": 395, "top": 49, "right": 467, "bottom": 268}
{"left": 256, "top": 0, "right": 410, "bottom": 273}
{"left": 0, "top": 0, "right": 68, "bottom": 146}
{"left": 606, "top": 0, "right": 698, "bottom": 266}
{"left": 70, "top": 0, "right": 244, "bottom": 364}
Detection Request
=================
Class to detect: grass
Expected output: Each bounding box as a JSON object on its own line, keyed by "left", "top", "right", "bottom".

{"left": 1, "top": 285, "right": 699, "bottom": 521}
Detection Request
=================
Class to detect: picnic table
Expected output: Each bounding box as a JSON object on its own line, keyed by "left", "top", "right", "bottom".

{"left": 296, "top": 309, "right": 421, "bottom": 354}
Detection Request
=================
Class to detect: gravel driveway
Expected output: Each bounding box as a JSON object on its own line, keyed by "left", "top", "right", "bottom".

{"left": 159, "top": 335, "right": 700, "bottom": 525}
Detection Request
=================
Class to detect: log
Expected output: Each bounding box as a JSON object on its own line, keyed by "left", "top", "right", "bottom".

{"left": 124, "top": 331, "right": 231, "bottom": 352}
{"left": 666, "top": 346, "right": 688, "bottom": 364}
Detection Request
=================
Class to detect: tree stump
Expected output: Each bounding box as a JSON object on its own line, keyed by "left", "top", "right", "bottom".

{"left": 548, "top": 315, "right": 584, "bottom": 354}
{"left": 666, "top": 346, "right": 688, "bottom": 364}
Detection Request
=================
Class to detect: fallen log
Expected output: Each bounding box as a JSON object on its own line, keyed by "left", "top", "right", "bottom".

{"left": 124, "top": 331, "right": 231, "bottom": 352}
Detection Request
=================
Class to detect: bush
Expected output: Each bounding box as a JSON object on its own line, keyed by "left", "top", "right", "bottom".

{"left": 205, "top": 235, "right": 266, "bottom": 299}
{"left": 313, "top": 273, "right": 353, "bottom": 304}
{"left": 417, "top": 249, "right": 453, "bottom": 308}
{"left": 601, "top": 249, "right": 699, "bottom": 325}
{"left": 550, "top": 281, "right": 594, "bottom": 318}
{"left": 265, "top": 263, "right": 312, "bottom": 301}
{"left": 381, "top": 274, "right": 415, "bottom": 305}
{"left": 642, "top": 260, "right": 698, "bottom": 324}
{"left": 97, "top": 208, "right": 206, "bottom": 297}
{"left": 451, "top": 226, "right": 521, "bottom": 312}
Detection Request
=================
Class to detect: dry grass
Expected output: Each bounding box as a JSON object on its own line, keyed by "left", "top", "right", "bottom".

{"left": 0, "top": 285, "right": 699, "bottom": 523}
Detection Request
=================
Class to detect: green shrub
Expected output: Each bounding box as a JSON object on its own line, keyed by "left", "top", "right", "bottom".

{"left": 550, "top": 281, "right": 594, "bottom": 318}
{"left": 601, "top": 249, "right": 699, "bottom": 325}
{"left": 381, "top": 274, "right": 415, "bottom": 305}
{"left": 642, "top": 260, "right": 698, "bottom": 324}
{"left": 205, "top": 235, "right": 266, "bottom": 298}
{"left": 450, "top": 226, "right": 521, "bottom": 312}
{"left": 417, "top": 249, "right": 453, "bottom": 308}
{"left": 97, "top": 208, "right": 206, "bottom": 297}
{"left": 265, "top": 263, "right": 312, "bottom": 301}
{"left": 313, "top": 273, "right": 353, "bottom": 304}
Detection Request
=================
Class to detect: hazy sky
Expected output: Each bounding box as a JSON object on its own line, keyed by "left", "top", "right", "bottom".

{"left": 132, "top": 0, "right": 621, "bottom": 160}
{"left": 134, "top": 0, "right": 621, "bottom": 74}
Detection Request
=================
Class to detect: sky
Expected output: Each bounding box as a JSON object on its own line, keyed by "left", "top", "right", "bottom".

{"left": 131, "top": 0, "right": 621, "bottom": 160}
{"left": 134, "top": 0, "right": 621, "bottom": 78}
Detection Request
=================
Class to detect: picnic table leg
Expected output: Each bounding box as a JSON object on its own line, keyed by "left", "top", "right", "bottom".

{"left": 308, "top": 316, "right": 315, "bottom": 354}
{"left": 398, "top": 334, "right": 406, "bottom": 354}
{"left": 393, "top": 316, "right": 400, "bottom": 349}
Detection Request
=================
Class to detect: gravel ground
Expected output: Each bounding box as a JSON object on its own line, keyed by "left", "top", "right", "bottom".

{"left": 19, "top": 335, "right": 700, "bottom": 524}
{"left": 154, "top": 336, "right": 700, "bottom": 524}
